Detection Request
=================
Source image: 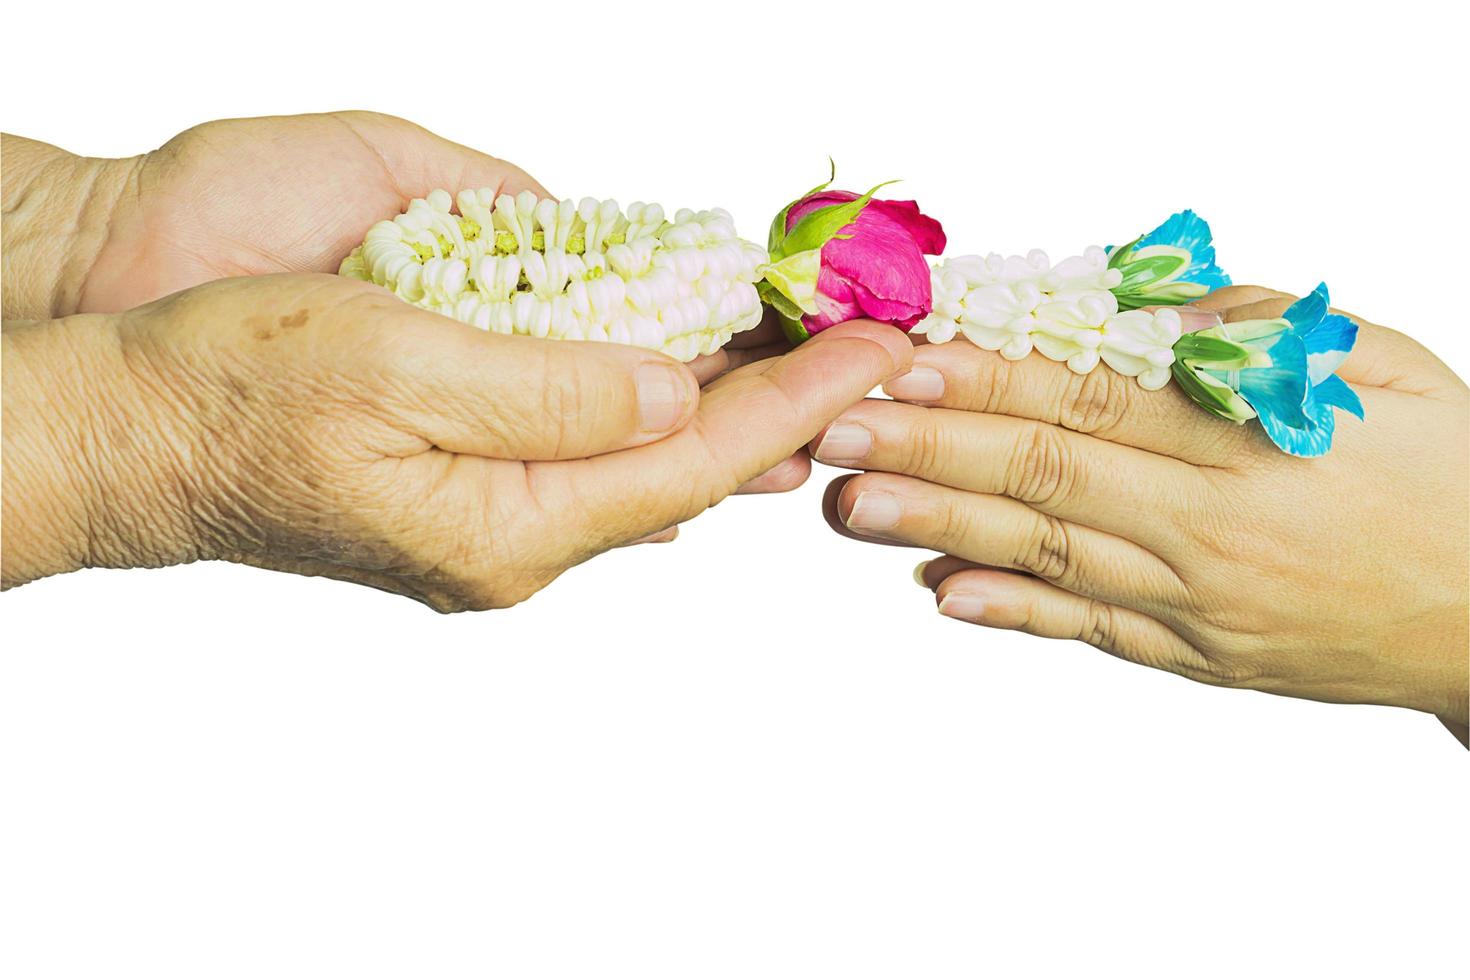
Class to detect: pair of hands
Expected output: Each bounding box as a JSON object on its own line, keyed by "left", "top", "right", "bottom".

{"left": 3, "top": 112, "right": 1466, "bottom": 737}
{"left": 2, "top": 112, "right": 908, "bottom": 609}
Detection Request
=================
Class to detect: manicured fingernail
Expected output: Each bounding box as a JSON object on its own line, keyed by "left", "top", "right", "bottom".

{"left": 637, "top": 364, "right": 689, "bottom": 432}
{"left": 938, "top": 592, "right": 986, "bottom": 622}
{"left": 1175, "top": 307, "right": 1223, "bottom": 331}
{"left": 813, "top": 422, "right": 872, "bottom": 464}
{"left": 912, "top": 560, "right": 931, "bottom": 587}
{"left": 846, "top": 491, "right": 902, "bottom": 534}
{"left": 883, "top": 366, "right": 944, "bottom": 402}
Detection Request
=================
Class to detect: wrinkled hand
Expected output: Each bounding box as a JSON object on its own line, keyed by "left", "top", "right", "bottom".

{"left": 3, "top": 274, "right": 910, "bottom": 609}
{"left": 76, "top": 109, "right": 793, "bottom": 377}
{"left": 810, "top": 285, "right": 1469, "bottom": 734}
{"left": 72, "top": 111, "right": 543, "bottom": 313}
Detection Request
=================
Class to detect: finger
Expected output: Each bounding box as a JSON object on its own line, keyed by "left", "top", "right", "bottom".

{"left": 368, "top": 300, "right": 700, "bottom": 460}
{"left": 1189, "top": 285, "right": 1294, "bottom": 313}
{"left": 1219, "top": 297, "right": 1295, "bottom": 322}
{"left": 810, "top": 398, "right": 1206, "bottom": 546}
{"left": 689, "top": 341, "right": 793, "bottom": 388}
{"left": 829, "top": 473, "right": 1185, "bottom": 612}
{"left": 623, "top": 526, "right": 680, "bottom": 546}
{"left": 566, "top": 320, "right": 913, "bottom": 550}
{"left": 688, "top": 351, "right": 730, "bottom": 386}
{"left": 1219, "top": 294, "right": 1452, "bottom": 391}
{"left": 914, "top": 554, "right": 1000, "bottom": 588}
{"left": 725, "top": 307, "right": 786, "bottom": 349}
{"left": 881, "top": 341, "right": 1253, "bottom": 466}
{"left": 722, "top": 341, "right": 794, "bottom": 374}
{"left": 686, "top": 338, "right": 792, "bottom": 388}
{"left": 735, "top": 452, "right": 811, "bottom": 494}
{"left": 931, "top": 568, "right": 1221, "bottom": 684}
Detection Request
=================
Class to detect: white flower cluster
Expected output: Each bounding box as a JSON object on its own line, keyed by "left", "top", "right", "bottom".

{"left": 339, "top": 189, "right": 769, "bottom": 362}
{"left": 912, "top": 246, "right": 1180, "bottom": 390}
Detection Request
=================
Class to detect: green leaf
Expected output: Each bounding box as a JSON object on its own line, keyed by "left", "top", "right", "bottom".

{"left": 1172, "top": 333, "right": 1253, "bottom": 365}
{"left": 1116, "top": 281, "right": 1210, "bottom": 309}
{"left": 767, "top": 159, "right": 837, "bottom": 255}
{"left": 1107, "top": 237, "right": 1140, "bottom": 269}
{"left": 757, "top": 280, "right": 807, "bottom": 323}
{"left": 1171, "top": 362, "right": 1256, "bottom": 422}
{"left": 776, "top": 311, "right": 811, "bottom": 346}
{"left": 1114, "top": 252, "right": 1189, "bottom": 290}
{"left": 758, "top": 249, "right": 823, "bottom": 316}
{"left": 779, "top": 179, "right": 899, "bottom": 257}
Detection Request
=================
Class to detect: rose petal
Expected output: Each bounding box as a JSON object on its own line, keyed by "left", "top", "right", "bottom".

{"left": 787, "top": 190, "right": 946, "bottom": 256}
{"left": 785, "top": 190, "right": 860, "bottom": 230}
{"left": 845, "top": 278, "right": 929, "bottom": 329}
{"left": 821, "top": 210, "right": 933, "bottom": 315}
{"left": 862, "top": 199, "right": 946, "bottom": 255}
{"left": 803, "top": 264, "right": 864, "bottom": 332}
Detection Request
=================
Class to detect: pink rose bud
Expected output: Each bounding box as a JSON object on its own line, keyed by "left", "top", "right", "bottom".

{"left": 757, "top": 171, "right": 945, "bottom": 343}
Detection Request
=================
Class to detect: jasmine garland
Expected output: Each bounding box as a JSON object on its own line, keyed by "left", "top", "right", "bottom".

{"left": 340, "top": 182, "right": 1362, "bottom": 458}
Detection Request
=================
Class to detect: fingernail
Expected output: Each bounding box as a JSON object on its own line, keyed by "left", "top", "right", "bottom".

{"left": 813, "top": 422, "right": 872, "bottom": 465}
{"left": 1174, "top": 307, "right": 1223, "bottom": 332}
{"left": 938, "top": 592, "right": 986, "bottom": 622}
{"left": 883, "top": 366, "right": 944, "bottom": 402}
{"left": 637, "top": 364, "right": 689, "bottom": 432}
{"left": 912, "top": 560, "right": 931, "bottom": 587}
{"left": 846, "top": 491, "right": 903, "bottom": 534}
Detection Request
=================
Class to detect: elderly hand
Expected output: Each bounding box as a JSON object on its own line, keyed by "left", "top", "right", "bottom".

{"left": 4, "top": 112, "right": 791, "bottom": 372}
{"left": 811, "top": 285, "right": 1469, "bottom": 739}
{"left": 2, "top": 274, "right": 911, "bottom": 609}
{"left": 5, "top": 111, "right": 546, "bottom": 318}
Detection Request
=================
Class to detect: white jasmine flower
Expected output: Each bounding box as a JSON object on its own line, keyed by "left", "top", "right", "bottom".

{"left": 341, "top": 189, "right": 767, "bottom": 361}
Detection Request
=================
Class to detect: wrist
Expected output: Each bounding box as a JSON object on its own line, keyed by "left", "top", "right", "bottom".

{"left": 1, "top": 135, "right": 141, "bottom": 320}
{"left": 1, "top": 313, "right": 205, "bottom": 588}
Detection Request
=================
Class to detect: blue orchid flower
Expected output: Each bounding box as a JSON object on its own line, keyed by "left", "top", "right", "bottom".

{"left": 1107, "top": 210, "right": 1232, "bottom": 310}
{"left": 1170, "top": 284, "right": 1363, "bottom": 457}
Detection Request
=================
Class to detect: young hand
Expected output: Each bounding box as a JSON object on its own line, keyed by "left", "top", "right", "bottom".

{"left": 811, "top": 286, "right": 1469, "bottom": 738}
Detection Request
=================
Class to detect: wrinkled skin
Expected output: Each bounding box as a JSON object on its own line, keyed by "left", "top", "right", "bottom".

{"left": 3, "top": 274, "right": 911, "bottom": 610}
{"left": 4, "top": 112, "right": 822, "bottom": 606}
{"left": 812, "top": 285, "right": 1469, "bottom": 739}
{"left": 79, "top": 111, "right": 549, "bottom": 314}
{"left": 7, "top": 110, "right": 786, "bottom": 376}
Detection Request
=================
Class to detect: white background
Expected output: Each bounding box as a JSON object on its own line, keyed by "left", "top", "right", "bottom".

{"left": 3, "top": 1, "right": 1467, "bottom": 977}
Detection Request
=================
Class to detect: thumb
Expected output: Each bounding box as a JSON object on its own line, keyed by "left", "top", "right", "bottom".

{"left": 371, "top": 307, "right": 700, "bottom": 460}
{"left": 559, "top": 320, "right": 914, "bottom": 553}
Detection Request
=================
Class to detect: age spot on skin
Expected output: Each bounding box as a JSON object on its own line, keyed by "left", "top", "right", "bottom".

{"left": 247, "top": 309, "right": 310, "bottom": 341}
{"left": 245, "top": 313, "right": 276, "bottom": 342}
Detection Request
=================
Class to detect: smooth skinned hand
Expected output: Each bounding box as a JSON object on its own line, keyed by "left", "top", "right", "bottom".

{"left": 810, "top": 285, "right": 1469, "bottom": 738}
{"left": 2, "top": 273, "right": 911, "bottom": 609}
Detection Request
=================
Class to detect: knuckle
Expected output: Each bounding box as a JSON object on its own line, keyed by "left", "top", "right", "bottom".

{"left": 1057, "top": 366, "right": 1129, "bottom": 435}
{"left": 1005, "top": 423, "right": 1080, "bottom": 507}
{"left": 1194, "top": 654, "right": 1261, "bottom": 690}
{"left": 905, "top": 417, "right": 950, "bottom": 477}
{"left": 1078, "top": 600, "right": 1119, "bottom": 652}
{"left": 936, "top": 494, "right": 978, "bottom": 548}
{"left": 538, "top": 357, "right": 585, "bottom": 453}
{"left": 1019, "top": 513, "right": 1074, "bottom": 581}
{"left": 974, "top": 354, "right": 1011, "bottom": 414}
